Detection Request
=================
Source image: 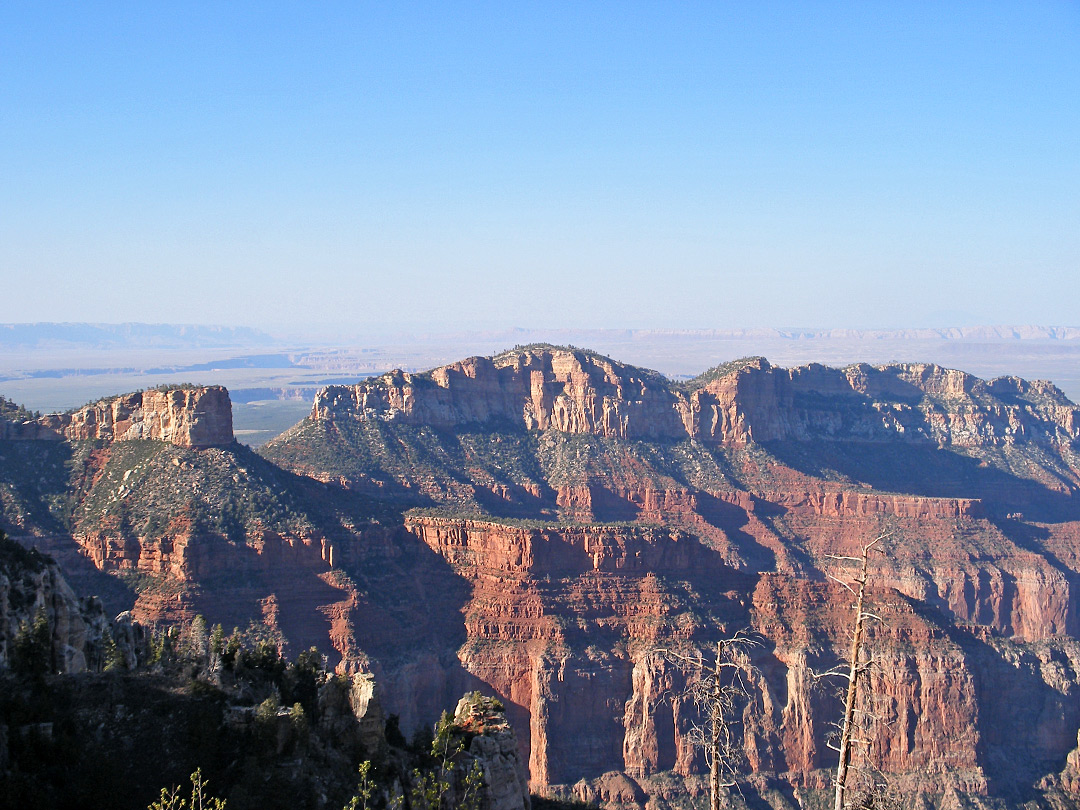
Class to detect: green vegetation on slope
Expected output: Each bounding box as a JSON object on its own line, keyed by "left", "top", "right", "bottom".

{"left": 263, "top": 410, "right": 749, "bottom": 526}
{"left": 1, "top": 607, "right": 557, "bottom": 810}
{"left": 676, "top": 356, "right": 766, "bottom": 392}
{"left": 0, "top": 439, "right": 77, "bottom": 535}
{"left": 69, "top": 441, "right": 329, "bottom": 543}
{"left": 0, "top": 395, "right": 40, "bottom": 422}
{"left": 263, "top": 417, "right": 553, "bottom": 515}
{"left": 0, "top": 434, "right": 385, "bottom": 546}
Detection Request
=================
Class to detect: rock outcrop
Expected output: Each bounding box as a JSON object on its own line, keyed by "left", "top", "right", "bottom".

{"left": 310, "top": 348, "right": 1080, "bottom": 450}
{"left": 453, "top": 692, "right": 532, "bottom": 810}
{"left": 1, "top": 386, "right": 233, "bottom": 447}
{"left": 312, "top": 347, "right": 685, "bottom": 440}
{"left": 681, "top": 358, "right": 1080, "bottom": 447}
{"left": 0, "top": 533, "right": 109, "bottom": 674}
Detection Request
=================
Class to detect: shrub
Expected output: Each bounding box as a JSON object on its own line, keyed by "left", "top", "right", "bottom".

{"left": 12, "top": 607, "right": 51, "bottom": 677}
{"left": 148, "top": 768, "right": 226, "bottom": 810}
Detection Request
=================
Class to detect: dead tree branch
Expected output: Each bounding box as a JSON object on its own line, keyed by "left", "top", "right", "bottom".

{"left": 654, "top": 632, "right": 762, "bottom": 810}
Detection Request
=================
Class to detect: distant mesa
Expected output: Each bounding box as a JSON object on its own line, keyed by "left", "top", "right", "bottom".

{"left": 4, "top": 343, "right": 1076, "bottom": 452}
{"left": 305, "top": 344, "right": 1080, "bottom": 450}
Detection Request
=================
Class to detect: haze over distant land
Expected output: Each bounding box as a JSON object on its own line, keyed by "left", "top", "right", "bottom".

{"left": 0, "top": 322, "right": 274, "bottom": 350}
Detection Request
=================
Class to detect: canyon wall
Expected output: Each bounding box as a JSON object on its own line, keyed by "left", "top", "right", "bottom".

{"left": 312, "top": 348, "right": 686, "bottom": 440}
{"left": 684, "top": 358, "right": 1080, "bottom": 447}
{"left": 311, "top": 349, "right": 1080, "bottom": 450}
{"left": 399, "top": 512, "right": 1080, "bottom": 798}
{"left": 0, "top": 534, "right": 110, "bottom": 674}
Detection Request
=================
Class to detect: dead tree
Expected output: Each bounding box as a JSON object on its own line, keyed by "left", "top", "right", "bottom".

{"left": 821, "top": 531, "right": 890, "bottom": 810}
{"left": 660, "top": 633, "right": 761, "bottom": 810}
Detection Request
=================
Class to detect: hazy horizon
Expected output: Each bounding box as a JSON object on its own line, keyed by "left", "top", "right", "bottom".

{"left": 5, "top": 321, "right": 1080, "bottom": 432}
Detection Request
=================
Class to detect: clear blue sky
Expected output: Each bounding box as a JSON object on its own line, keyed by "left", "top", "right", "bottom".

{"left": 2, "top": 2, "right": 1078, "bottom": 333}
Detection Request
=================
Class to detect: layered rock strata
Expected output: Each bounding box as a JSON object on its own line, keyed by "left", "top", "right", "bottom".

{"left": 311, "top": 349, "right": 1080, "bottom": 449}
{"left": 0, "top": 386, "right": 233, "bottom": 447}
{"left": 403, "top": 512, "right": 1080, "bottom": 797}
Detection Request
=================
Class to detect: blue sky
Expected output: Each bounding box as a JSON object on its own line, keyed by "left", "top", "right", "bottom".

{"left": 2, "top": 2, "right": 1078, "bottom": 333}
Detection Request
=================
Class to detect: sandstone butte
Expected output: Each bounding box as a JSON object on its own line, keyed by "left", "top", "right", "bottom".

{"left": 4, "top": 349, "right": 1080, "bottom": 809}
{"left": 0, "top": 385, "right": 233, "bottom": 447}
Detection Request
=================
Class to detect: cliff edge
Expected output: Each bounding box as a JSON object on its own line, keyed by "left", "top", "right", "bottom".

{"left": 1, "top": 386, "right": 234, "bottom": 447}
{"left": 308, "top": 347, "right": 1079, "bottom": 449}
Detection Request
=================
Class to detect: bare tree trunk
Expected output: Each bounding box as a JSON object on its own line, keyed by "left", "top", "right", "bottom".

{"left": 710, "top": 642, "right": 722, "bottom": 810}
{"left": 833, "top": 543, "right": 873, "bottom": 810}
{"left": 710, "top": 700, "right": 721, "bottom": 810}
{"left": 661, "top": 635, "right": 760, "bottom": 810}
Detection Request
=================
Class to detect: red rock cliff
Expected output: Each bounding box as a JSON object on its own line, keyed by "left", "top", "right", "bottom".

{"left": 311, "top": 349, "right": 1080, "bottom": 450}
{"left": 684, "top": 358, "right": 1080, "bottom": 447}
{"left": 3, "top": 386, "right": 233, "bottom": 447}
{"left": 399, "top": 512, "right": 1080, "bottom": 799}
{"left": 312, "top": 347, "right": 686, "bottom": 440}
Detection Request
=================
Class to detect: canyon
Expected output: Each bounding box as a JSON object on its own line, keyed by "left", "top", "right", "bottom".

{"left": 3, "top": 349, "right": 1080, "bottom": 808}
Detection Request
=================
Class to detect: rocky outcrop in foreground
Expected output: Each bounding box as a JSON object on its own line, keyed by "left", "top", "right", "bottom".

{"left": 0, "top": 532, "right": 109, "bottom": 674}
{"left": 452, "top": 692, "right": 532, "bottom": 810}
